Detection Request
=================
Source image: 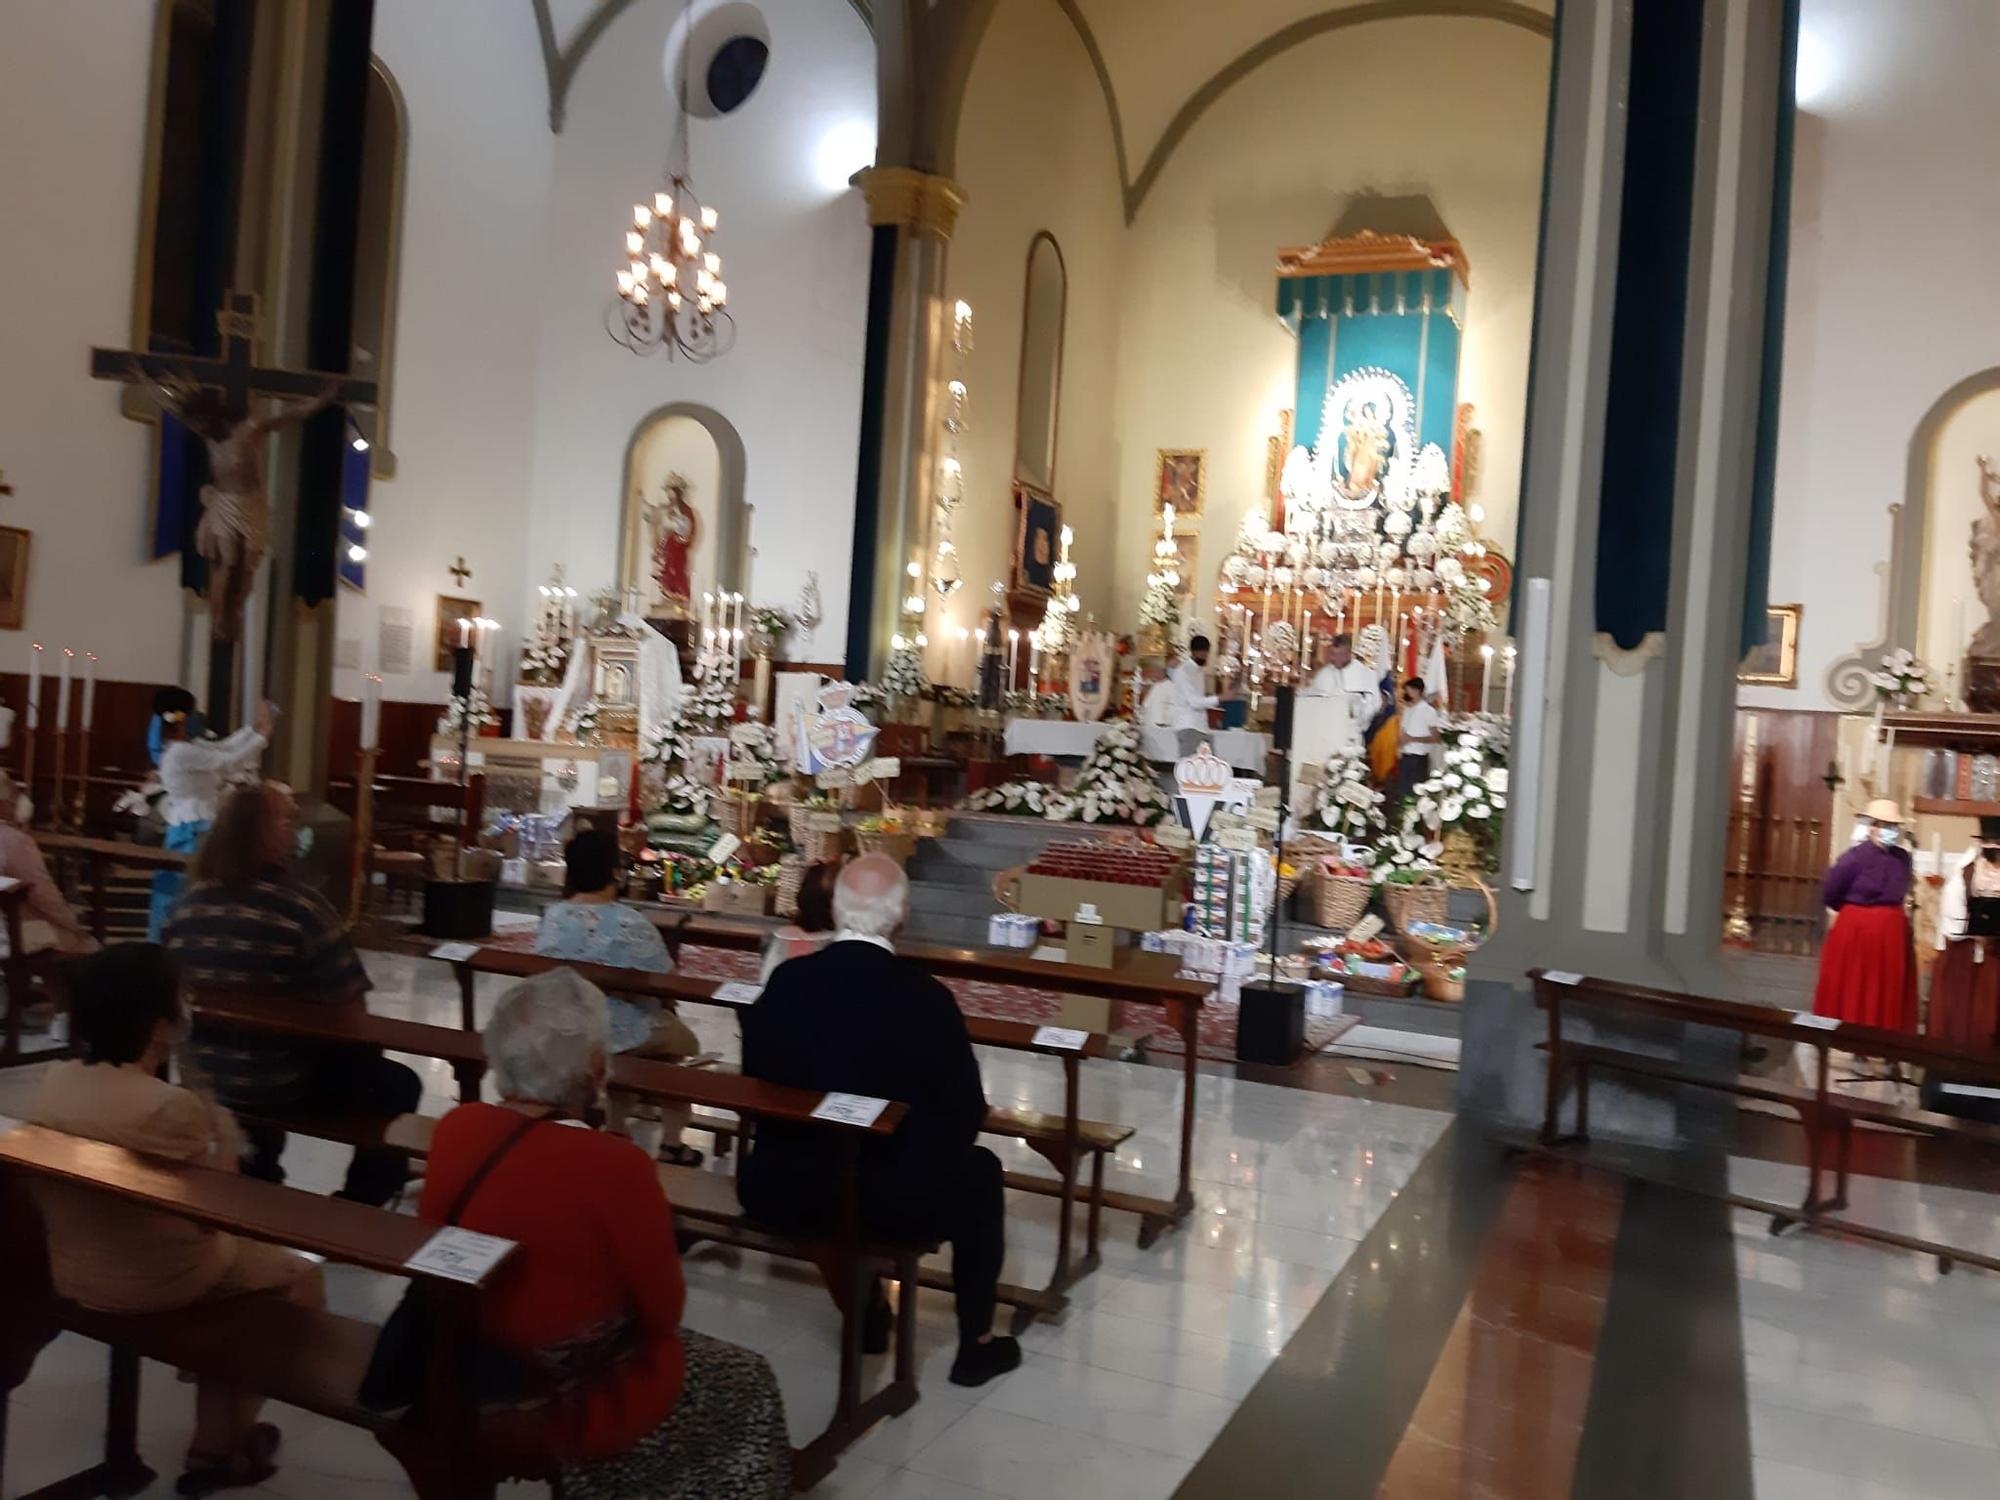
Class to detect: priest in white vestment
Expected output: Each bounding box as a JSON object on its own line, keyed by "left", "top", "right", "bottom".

{"left": 1304, "top": 633, "right": 1387, "bottom": 752}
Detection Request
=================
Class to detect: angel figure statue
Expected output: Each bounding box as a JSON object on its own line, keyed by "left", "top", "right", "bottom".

{"left": 147, "top": 378, "right": 337, "bottom": 641}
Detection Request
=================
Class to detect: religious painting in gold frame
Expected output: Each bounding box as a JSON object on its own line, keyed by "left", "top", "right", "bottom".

{"left": 1155, "top": 449, "right": 1205, "bottom": 519}
{"left": 433, "top": 595, "right": 481, "bottom": 671}
{"left": 0, "top": 527, "right": 30, "bottom": 631}
{"left": 1011, "top": 484, "right": 1059, "bottom": 602}
{"left": 1738, "top": 603, "right": 1801, "bottom": 687}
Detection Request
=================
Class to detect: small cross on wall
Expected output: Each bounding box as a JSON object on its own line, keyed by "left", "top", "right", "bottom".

{"left": 449, "top": 556, "right": 472, "bottom": 587}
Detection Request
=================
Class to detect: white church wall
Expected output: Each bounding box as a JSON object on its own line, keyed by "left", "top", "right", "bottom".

{"left": 0, "top": 1, "right": 176, "bottom": 683}
{"left": 945, "top": 0, "right": 1127, "bottom": 685}
{"left": 521, "top": 0, "right": 874, "bottom": 672}
{"left": 1741, "top": 0, "right": 2000, "bottom": 714}
{"left": 1107, "top": 16, "right": 1549, "bottom": 633}
{"left": 339, "top": 0, "right": 557, "bottom": 708}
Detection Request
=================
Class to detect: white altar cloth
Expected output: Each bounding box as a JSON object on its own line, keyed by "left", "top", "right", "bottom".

{"left": 1003, "top": 718, "right": 1270, "bottom": 771}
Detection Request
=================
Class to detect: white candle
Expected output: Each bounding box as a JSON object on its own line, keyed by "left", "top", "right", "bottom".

{"left": 27, "top": 642, "right": 41, "bottom": 730}
{"left": 56, "top": 649, "right": 72, "bottom": 729}
{"left": 361, "top": 672, "right": 382, "bottom": 749}
{"left": 82, "top": 653, "right": 96, "bottom": 731}
{"left": 1931, "top": 831, "right": 1944, "bottom": 872}
{"left": 1028, "top": 640, "right": 1040, "bottom": 689}
{"left": 458, "top": 617, "right": 472, "bottom": 649}
{"left": 1008, "top": 629, "right": 1020, "bottom": 689}
{"left": 1503, "top": 644, "right": 1517, "bottom": 718}
{"left": 1479, "top": 643, "right": 1494, "bottom": 714}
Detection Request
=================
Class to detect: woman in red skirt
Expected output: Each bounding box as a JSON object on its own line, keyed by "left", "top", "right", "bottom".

{"left": 1813, "top": 799, "right": 1916, "bottom": 1031}
{"left": 1930, "top": 816, "right": 2000, "bottom": 1048}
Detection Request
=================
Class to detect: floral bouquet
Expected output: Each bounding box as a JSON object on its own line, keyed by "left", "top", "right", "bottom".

{"left": 968, "top": 722, "right": 1172, "bottom": 826}
{"left": 1869, "top": 649, "right": 1934, "bottom": 707}
{"left": 1314, "top": 749, "right": 1387, "bottom": 843}
{"left": 1412, "top": 730, "right": 1507, "bottom": 874}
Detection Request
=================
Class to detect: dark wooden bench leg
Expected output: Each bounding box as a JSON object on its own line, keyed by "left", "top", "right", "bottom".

{"left": 1573, "top": 1059, "right": 1592, "bottom": 1144}
{"left": 1831, "top": 1115, "right": 1854, "bottom": 1212}
{"left": 1084, "top": 1146, "right": 1107, "bottom": 1271}
{"left": 102, "top": 1344, "right": 155, "bottom": 1496}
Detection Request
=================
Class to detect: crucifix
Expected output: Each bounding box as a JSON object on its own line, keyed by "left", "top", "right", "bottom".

{"left": 91, "top": 290, "right": 377, "bottom": 722}
{"left": 449, "top": 556, "right": 472, "bottom": 587}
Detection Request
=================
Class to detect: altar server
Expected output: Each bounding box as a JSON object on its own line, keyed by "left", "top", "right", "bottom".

{"left": 1812, "top": 799, "right": 1916, "bottom": 1031}
{"left": 147, "top": 690, "right": 273, "bottom": 940}
{"left": 1930, "top": 817, "right": 2000, "bottom": 1049}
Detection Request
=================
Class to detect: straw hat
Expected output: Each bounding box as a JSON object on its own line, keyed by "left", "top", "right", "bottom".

{"left": 1864, "top": 798, "right": 1904, "bottom": 825}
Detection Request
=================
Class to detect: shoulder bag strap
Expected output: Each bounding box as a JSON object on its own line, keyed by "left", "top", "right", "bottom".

{"left": 445, "top": 1111, "right": 545, "bottom": 1226}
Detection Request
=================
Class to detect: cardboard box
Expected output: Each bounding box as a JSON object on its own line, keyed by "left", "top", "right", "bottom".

{"left": 703, "top": 881, "right": 774, "bottom": 916}
{"left": 1065, "top": 923, "right": 1115, "bottom": 968}
{"left": 1016, "top": 874, "right": 1173, "bottom": 933}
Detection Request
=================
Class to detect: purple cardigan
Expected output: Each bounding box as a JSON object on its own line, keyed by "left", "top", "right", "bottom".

{"left": 1822, "top": 839, "right": 1911, "bottom": 910}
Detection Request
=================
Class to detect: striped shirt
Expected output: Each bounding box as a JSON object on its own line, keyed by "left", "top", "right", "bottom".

{"left": 164, "top": 873, "right": 372, "bottom": 1108}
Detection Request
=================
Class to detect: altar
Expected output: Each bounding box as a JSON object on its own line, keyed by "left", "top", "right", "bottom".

{"left": 1003, "top": 717, "right": 1270, "bottom": 771}
{"left": 429, "top": 736, "right": 634, "bottom": 817}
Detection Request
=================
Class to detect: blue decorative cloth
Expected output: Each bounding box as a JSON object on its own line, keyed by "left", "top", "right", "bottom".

{"left": 147, "top": 817, "right": 209, "bottom": 942}
{"left": 533, "top": 900, "right": 676, "bottom": 1054}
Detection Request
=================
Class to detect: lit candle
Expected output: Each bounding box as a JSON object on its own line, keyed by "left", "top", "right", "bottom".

{"left": 1008, "top": 628, "right": 1020, "bottom": 689}
{"left": 361, "top": 672, "right": 382, "bottom": 750}
{"left": 81, "top": 653, "right": 96, "bottom": 731}
{"left": 27, "top": 642, "right": 41, "bottom": 730}
{"left": 1028, "top": 638, "right": 1041, "bottom": 689}
{"left": 458, "top": 617, "right": 472, "bottom": 649}
{"left": 56, "top": 649, "right": 72, "bottom": 730}
{"left": 1479, "top": 643, "right": 1494, "bottom": 714}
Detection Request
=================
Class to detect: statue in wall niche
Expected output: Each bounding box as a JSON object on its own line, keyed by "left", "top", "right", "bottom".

{"left": 1971, "top": 455, "right": 2000, "bottom": 656}
{"left": 641, "top": 472, "right": 698, "bottom": 620}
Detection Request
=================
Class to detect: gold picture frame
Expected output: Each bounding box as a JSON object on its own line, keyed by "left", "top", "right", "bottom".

{"left": 0, "top": 527, "right": 29, "bottom": 630}
{"left": 434, "top": 595, "right": 481, "bottom": 671}
{"left": 1155, "top": 448, "right": 1205, "bottom": 521}
{"left": 1738, "top": 603, "right": 1801, "bottom": 687}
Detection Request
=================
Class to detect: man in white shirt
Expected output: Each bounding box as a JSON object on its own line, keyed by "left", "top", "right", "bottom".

{"left": 1304, "top": 633, "right": 1386, "bottom": 752}
{"left": 1166, "top": 635, "right": 1220, "bottom": 756}
{"left": 1391, "top": 676, "right": 1441, "bottom": 804}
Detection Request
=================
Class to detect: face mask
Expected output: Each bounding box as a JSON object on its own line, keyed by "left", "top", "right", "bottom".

{"left": 1982, "top": 847, "right": 2000, "bottom": 864}
{"left": 1877, "top": 826, "right": 1902, "bottom": 847}
{"left": 296, "top": 825, "right": 315, "bottom": 860}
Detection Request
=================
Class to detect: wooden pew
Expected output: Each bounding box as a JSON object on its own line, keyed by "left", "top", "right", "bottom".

{"left": 32, "top": 831, "right": 188, "bottom": 944}
{"left": 331, "top": 773, "right": 487, "bottom": 917}
{"left": 448, "top": 946, "right": 1131, "bottom": 1323}
{"left": 656, "top": 913, "right": 1207, "bottom": 1245}
{"left": 0, "top": 1121, "right": 510, "bottom": 1500}
{"left": 179, "top": 989, "right": 918, "bottom": 1485}
{"left": 1531, "top": 966, "right": 2000, "bottom": 1272}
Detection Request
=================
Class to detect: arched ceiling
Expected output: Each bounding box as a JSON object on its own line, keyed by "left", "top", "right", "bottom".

{"left": 1059, "top": 0, "right": 1556, "bottom": 221}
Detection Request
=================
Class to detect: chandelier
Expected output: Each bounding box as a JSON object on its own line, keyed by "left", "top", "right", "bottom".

{"left": 606, "top": 2, "right": 735, "bottom": 362}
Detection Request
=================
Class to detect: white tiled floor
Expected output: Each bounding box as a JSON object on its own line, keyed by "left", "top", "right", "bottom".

{"left": 1, "top": 950, "right": 1450, "bottom": 1499}
{"left": 1732, "top": 1157, "right": 2000, "bottom": 1500}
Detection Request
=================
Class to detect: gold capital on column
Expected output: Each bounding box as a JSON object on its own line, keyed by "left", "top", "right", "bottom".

{"left": 858, "top": 167, "right": 966, "bottom": 241}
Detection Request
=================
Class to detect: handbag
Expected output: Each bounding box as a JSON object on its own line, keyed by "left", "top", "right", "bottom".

{"left": 357, "top": 1111, "right": 543, "bottom": 1413}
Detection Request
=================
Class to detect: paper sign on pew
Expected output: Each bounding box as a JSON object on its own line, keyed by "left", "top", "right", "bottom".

{"left": 811, "top": 1092, "right": 890, "bottom": 1128}
{"left": 1031, "top": 1026, "right": 1090, "bottom": 1052}
{"left": 1542, "top": 970, "right": 1584, "bottom": 987}
{"left": 1939, "top": 1082, "right": 2000, "bottom": 1100}
{"left": 406, "top": 1226, "right": 515, "bottom": 1284}
{"left": 429, "top": 941, "right": 480, "bottom": 963}
{"left": 712, "top": 981, "right": 763, "bottom": 1005}
{"left": 1791, "top": 1013, "right": 1841, "bottom": 1031}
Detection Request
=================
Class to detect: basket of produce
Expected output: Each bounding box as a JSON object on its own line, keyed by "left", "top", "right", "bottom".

{"left": 713, "top": 788, "right": 763, "bottom": 840}
{"left": 793, "top": 807, "right": 846, "bottom": 863}
{"left": 1279, "top": 836, "right": 1341, "bottom": 902}
{"left": 1314, "top": 936, "right": 1419, "bottom": 996}
{"left": 854, "top": 813, "right": 918, "bottom": 866}
{"left": 1313, "top": 857, "right": 1375, "bottom": 930}
{"left": 1380, "top": 872, "right": 1449, "bottom": 932}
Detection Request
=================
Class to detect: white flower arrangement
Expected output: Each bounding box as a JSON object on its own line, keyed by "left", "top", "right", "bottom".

{"left": 439, "top": 687, "right": 499, "bottom": 735}
{"left": 1371, "top": 820, "right": 1444, "bottom": 886}
{"left": 1869, "top": 649, "right": 1934, "bottom": 705}
{"left": 1315, "top": 749, "right": 1387, "bottom": 843}
{"left": 967, "top": 722, "right": 1172, "bottom": 826}
{"left": 883, "top": 641, "right": 929, "bottom": 699}
{"left": 749, "top": 604, "right": 793, "bottom": 646}
{"left": 658, "top": 772, "right": 710, "bottom": 817}
{"left": 722, "top": 719, "right": 786, "bottom": 791}
{"left": 1411, "top": 737, "right": 1507, "bottom": 833}
{"left": 568, "top": 698, "right": 602, "bottom": 745}
{"left": 1139, "top": 572, "right": 1184, "bottom": 642}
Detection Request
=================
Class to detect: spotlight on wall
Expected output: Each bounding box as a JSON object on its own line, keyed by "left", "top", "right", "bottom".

{"left": 1794, "top": 24, "right": 1833, "bottom": 109}
{"left": 347, "top": 544, "right": 368, "bottom": 564}
{"left": 351, "top": 436, "right": 370, "bottom": 453}
{"left": 815, "top": 119, "right": 877, "bottom": 194}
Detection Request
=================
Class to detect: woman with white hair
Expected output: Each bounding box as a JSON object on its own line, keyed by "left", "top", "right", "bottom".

{"left": 417, "top": 968, "right": 788, "bottom": 1498}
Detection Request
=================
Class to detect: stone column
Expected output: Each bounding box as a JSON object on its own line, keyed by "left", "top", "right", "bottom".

{"left": 1463, "top": 0, "right": 1797, "bottom": 1137}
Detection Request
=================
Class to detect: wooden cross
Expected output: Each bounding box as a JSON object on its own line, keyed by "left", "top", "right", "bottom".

{"left": 90, "top": 289, "right": 378, "bottom": 422}
{"left": 449, "top": 556, "right": 472, "bottom": 587}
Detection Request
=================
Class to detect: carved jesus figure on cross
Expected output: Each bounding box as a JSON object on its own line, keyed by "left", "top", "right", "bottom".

{"left": 90, "top": 289, "right": 377, "bottom": 642}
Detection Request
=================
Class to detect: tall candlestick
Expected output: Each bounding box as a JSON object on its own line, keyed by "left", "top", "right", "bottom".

{"left": 56, "top": 649, "right": 72, "bottom": 729}
{"left": 458, "top": 617, "right": 472, "bottom": 649}
{"left": 27, "top": 641, "right": 42, "bottom": 730}
{"left": 1503, "top": 644, "right": 1517, "bottom": 718}
{"left": 361, "top": 672, "right": 382, "bottom": 750}
{"left": 1479, "top": 643, "right": 1494, "bottom": 714}
{"left": 1007, "top": 629, "right": 1020, "bottom": 689}
{"left": 81, "top": 653, "right": 96, "bottom": 731}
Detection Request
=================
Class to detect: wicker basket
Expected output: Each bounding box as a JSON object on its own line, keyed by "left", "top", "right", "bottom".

{"left": 1314, "top": 870, "right": 1374, "bottom": 930}
{"left": 1279, "top": 835, "right": 1340, "bottom": 902}
{"left": 714, "top": 789, "right": 762, "bottom": 840}
{"left": 773, "top": 855, "right": 807, "bottom": 918}
{"left": 855, "top": 829, "right": 918, "bottom": 866}
{"left": 792, "top": 808, "right": 846, "bottom": 864}
{"left": 1408, "top": 951, "right": 1467, "bottom": 1002}
{"left": 1382, "top": 879, "right": 1450, "bottom": 932}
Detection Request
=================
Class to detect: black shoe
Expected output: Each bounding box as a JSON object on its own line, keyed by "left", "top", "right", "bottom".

{"left": 948, "top": 1336, "right": 1022, "bottom": 1388}
{"left": 862, "top": 1289, "right": 894, "bottom": 1356}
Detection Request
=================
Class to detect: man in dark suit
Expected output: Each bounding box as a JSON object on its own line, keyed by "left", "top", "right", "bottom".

{"left": 739, "top": 853, "right": 1021, "bottom": 1388}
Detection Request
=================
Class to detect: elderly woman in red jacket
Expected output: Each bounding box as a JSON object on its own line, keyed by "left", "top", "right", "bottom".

{"left": 420, "top": 968, "right": 788, "bottom": 1499}
{"left": 1813, "top": 798, "right": 1917, "bottom": 1031}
